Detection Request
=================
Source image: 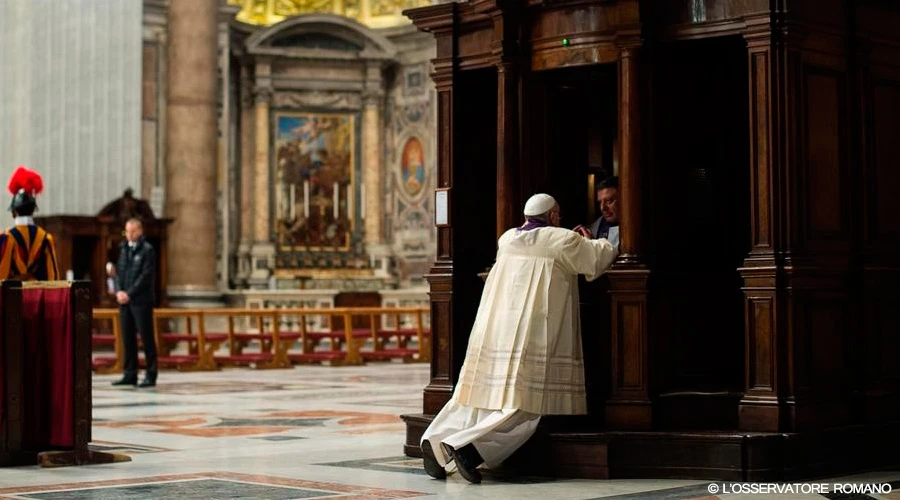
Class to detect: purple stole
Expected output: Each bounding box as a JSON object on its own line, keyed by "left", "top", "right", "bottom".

{"left": 517, "top": 218, "right": 550, "bottom": 232}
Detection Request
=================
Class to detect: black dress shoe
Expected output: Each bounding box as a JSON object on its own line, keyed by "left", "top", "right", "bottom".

{"left": 421, "top": 440, "right": 447, "bottom": 479}
{"left": 138, "top": 379, "right": 156, "bottom": 388}
{"left": 111, "top": 377, "right": 137, "bottom": 386}
{"left": 442, "top": 443, "right": 483, "bottom": 484}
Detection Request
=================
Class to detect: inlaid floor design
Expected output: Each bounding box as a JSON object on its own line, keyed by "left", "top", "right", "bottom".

{"left": 0, "top": 363, "right": 896, "bottom": 499}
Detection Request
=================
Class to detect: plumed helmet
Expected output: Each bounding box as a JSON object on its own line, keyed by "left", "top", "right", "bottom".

{"left": 7, "top": 166, "right": 44, "bottom": 214}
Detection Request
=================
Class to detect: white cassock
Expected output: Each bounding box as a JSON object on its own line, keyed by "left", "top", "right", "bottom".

{"left": 422, "top": 226, "right": 618, "bottom": 470}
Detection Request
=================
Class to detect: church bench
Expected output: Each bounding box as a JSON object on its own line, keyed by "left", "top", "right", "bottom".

{"left": 91, "top": 308, "right": 122, "bottom": 374}
{"left": 204, "top": 309, "right": 288, "bottom": 369}
{"left": 274, "top": 308, "right": 361, "bottom": 365}
{"left": 152, "top": 308, "right": 220, "bottom": 371}
{"left": 350, "top": 307, "right": 431, "bottom": 363}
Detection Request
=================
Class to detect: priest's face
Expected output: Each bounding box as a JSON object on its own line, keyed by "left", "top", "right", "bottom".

{"left": 598, "top": 187, "right": 619, "bottom": 224}
{"left": 549, "top": 204, "right": 561, "bottom": 227}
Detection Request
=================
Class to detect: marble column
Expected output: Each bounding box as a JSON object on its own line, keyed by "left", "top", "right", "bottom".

{"left": 363, "top": 94, "right": 383, "bottom": 246}
{"left": 237, "top": 67, "right": 254, "bottom": 284}
{"left": 164, "top": 0, "right": 221, "bottom": 306}
{"left": 217, "top": 3, "right": 239, "bottom": 292}
{"left": 248, "top": 65, "right": 274, "bottom": 287}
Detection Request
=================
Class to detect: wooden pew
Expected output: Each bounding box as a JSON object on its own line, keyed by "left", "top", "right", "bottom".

{"left": 153, "top": 308, "right": 221, "bottom": 371}
{"left": 276, "top": 308, "right": 362, "bottom": 365}
{"left": 88, "top": 305, "right": 432, "bottom": 370}
{"left": 1, "top": 280, "right": 124, "bottom": 467}
{"left": 206, "top": 308, "right": 287, "bottom": 368}
{"left": 353, "top": 307, "right": 431, "bottom": 363}
{"left": 91, "top": 308, "right": 122, "bottom": 374}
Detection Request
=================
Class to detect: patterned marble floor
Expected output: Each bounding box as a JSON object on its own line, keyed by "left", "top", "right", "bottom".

{"left": 0, "top": 363, "right": 897, "bottom": 499}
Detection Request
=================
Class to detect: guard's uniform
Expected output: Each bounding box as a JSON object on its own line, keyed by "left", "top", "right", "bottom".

{"left": 0, "top": 166, "right": 60, "bottom": 281}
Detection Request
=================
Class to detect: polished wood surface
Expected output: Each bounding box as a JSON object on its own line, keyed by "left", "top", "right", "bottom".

{"left": 404, "top": 0, "right": 900, "bottom": 479}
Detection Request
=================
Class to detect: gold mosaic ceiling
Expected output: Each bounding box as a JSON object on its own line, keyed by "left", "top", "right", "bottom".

{"left": 228, "top": 0, "right": 432, "bottom": 29}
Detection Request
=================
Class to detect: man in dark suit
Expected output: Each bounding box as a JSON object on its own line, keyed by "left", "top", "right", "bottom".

{"left": 112, "top": 218, "right": 158, "bottom": 388}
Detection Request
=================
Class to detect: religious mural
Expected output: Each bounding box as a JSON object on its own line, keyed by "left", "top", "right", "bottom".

{"left": 274, "top": 112, "right": 357, "bottom": 261}
{"left": 400, "top": 137, "right": 425, "bottom": 197}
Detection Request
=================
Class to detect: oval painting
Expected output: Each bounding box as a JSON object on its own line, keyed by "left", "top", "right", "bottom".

{"left": 401, "top": 137, "right": 426, "bottom": 197}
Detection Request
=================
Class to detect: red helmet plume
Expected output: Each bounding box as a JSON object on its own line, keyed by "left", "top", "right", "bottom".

{"left": 7, "top": 166, "right": 44, "bottom": 196}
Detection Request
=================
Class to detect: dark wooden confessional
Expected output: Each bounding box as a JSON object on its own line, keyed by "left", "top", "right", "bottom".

{"left": 401, "top": 0, "right": 900, "bottom": 480}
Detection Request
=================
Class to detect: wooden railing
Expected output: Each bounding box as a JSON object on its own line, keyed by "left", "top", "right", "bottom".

{"left": 91, "top": 306, "right": 431, "bottom": 372}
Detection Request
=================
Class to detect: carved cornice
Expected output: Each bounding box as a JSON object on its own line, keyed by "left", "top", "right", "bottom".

{"left": 252, "top": 87, "right": 274, "bottom": 106}
{"left": 404, "top": 3, "right": 457, "bottom": 35}
{"left": 273, "top": 90, "right": 362, "bottom": 109}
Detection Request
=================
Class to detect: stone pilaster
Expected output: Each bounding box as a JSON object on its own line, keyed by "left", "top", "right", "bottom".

{"left": 237, "top": 66, "right": 255, "bottom": 285}
{"left": 249, "top": 67, "right": 275, "bottom": 288}
{"left": 363, "top": 93, "right": 383, "bottom": 247}
{"left": 164, "top": 0, "right": 222, "bottom": 307}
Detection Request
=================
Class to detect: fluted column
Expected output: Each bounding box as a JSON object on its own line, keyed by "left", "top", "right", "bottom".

{"left": 164, "top": 0, "right": 221, "bottom": 306}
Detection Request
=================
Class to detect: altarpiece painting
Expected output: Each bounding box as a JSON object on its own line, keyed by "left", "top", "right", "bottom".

{"left": 274, "top": 111, "right": 362, "bottom": 268}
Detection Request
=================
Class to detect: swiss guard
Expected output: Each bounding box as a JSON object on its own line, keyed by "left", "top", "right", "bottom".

{"left": 0, "top": 166, "right": 60, "bottom": 280}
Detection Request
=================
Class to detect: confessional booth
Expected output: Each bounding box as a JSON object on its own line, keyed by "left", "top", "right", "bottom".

{"left": 401, "top": 0, "right": 900, "bottom": 480}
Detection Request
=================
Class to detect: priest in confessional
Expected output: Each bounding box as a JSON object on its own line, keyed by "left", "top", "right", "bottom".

{"left": 0, "top": 166, "right": 60, "bottom": 281}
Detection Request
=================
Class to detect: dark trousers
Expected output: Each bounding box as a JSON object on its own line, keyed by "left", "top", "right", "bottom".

{"left": 120, "top": 303, "right": 157, "bottom": 381}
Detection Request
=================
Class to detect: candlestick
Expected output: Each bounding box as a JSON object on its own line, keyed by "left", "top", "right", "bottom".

{"left": 333, "top": 182, "right": 339, "bottom": 219}
{"left": 303, "top": 180, "right": 310, "bottom": 218}
{"left": 347, "top": 183, "right": 353, "bottom": 222}
{"left": 360, "top": 183, "right": 366, "bottom": 220}
{"left": 290, "top": 184, "right": 296, "bottom": 219}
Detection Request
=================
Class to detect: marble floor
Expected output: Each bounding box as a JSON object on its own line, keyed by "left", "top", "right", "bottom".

{"left": 0, "top": 363, "right": 897, "bottom": 499}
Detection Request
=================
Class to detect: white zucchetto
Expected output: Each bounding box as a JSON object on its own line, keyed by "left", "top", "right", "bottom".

{"left": 523, "top": 193, "right": 556, "bottom": 216}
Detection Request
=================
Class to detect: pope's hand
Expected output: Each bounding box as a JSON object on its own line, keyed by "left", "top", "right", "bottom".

{"left": 573, "top": 225, "right": 592, "bottom": 238}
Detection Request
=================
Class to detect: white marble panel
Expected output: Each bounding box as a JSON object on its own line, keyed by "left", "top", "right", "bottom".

{"left": 0, "top": 0, "right": 142, "bottom": 215}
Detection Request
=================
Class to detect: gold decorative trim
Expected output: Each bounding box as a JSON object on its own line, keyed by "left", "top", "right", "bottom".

{"left": 227, "top": 0, "right": 430, "bottom": 28}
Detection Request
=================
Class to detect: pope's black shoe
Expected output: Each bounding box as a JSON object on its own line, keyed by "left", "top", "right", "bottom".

{"left": 111, "top": 377, "right": 137, "bottom": 386}
{"left": 138, "top": 378, "right": 156, "bottom": 388}
{"left": 442, "top": 443, "right": 483, "bottom": 484}
{"left": 421, "top": 440, "right": 447, "bottom": 479}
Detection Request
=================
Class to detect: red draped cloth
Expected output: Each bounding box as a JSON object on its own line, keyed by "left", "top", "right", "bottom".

{"left": 22, "top": 287, "right": 74, "bottom": 448}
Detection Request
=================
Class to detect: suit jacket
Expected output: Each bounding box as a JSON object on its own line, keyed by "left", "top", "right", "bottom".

{"left": 116, "top": 237, "right": 156, "bottom": 306}
{"left": 0, "top": 224, "right": 60, "bottom": 280}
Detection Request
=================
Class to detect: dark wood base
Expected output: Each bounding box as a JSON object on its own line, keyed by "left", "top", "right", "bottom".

{"left": 37, "top": 450, "right": 131, "bottom": 468}
{"left": 402, "top": 413, "right": 900, "bottom": 480}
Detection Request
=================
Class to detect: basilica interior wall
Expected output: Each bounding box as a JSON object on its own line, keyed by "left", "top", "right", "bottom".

{"left": 0, "top": 0, "right": 143, "bottom": 216}
{"left": 139, "top": 3, "right": 436, "bottom": 296}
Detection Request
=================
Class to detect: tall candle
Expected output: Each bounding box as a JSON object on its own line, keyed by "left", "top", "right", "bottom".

{"left": 346, "top": 184, "right": 353, "bottom": 221}
{"left": 333, "top": 182, "right": 339, "bottom": 219}
{"left": 290, "top": 184, "right": 296, "bottom": 219}
{"left": 360, "top": 183, "right": 366, "bottom": 220}
{"left": 303, "top": 181, "right": 310, "bottom": 218}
